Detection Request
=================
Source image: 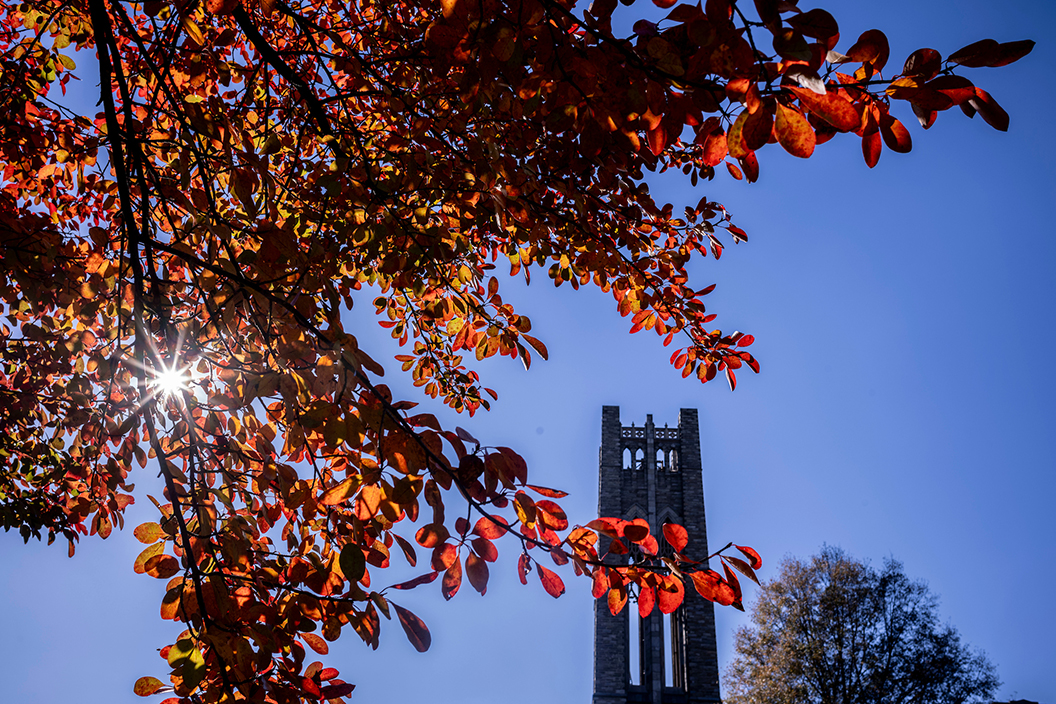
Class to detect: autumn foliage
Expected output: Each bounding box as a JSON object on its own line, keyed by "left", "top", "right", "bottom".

{"left": 0, "top": 0, "right": 1030, "bottom": 701}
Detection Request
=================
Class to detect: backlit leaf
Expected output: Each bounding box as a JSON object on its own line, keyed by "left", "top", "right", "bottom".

{"left": 133, "top": 677, "right": 165, "bottom": 696}
{"left": 538, "top": 564, "right": 565, "bottom": 598}
{"left": 775, "top": 103, "right": 816, "bottom": 158}
{"left": 393, "top": 603, "right": 431, "bottom": 652}
{"left": 662, "top": 523, "right": 689, "bottom": 552}
{"left": 691, "top": 569, "right": 736, "bottom": 605}
{"left": 134, "top": 522, "right": 164, "bottom": 544}
{"left": 303, "top": 633, "right": 329, "bottom": 655}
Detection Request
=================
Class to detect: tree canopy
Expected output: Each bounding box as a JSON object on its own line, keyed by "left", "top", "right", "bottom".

{"left": 724, "top": 547, "right": 1000, "bottom": 704}
{"left": 0, "top": 0, "right": 1032, "bottom": 701}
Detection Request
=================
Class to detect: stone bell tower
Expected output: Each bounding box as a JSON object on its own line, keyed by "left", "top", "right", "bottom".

{"left": 592, "top": 406, "right": 721, "bottom": 704}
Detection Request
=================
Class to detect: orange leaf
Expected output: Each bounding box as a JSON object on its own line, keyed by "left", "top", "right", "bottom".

{"left": 638, "top": 585, "right": 656, "bottom": 618}
{"left": 133, "top": 677, "right": 165, "bottom": 697}
{"left": 592, "top": 568, "right": 608, "bottom": 599}
{"left": 319, "top": 477, "right": 358, "bottom": 505}
{"left": 657, "top": 574, "right": 685, "bottom": 614}
{"left": 302, "top": 633, "right": 329, "bottom": 655}
{"left": 726, "top": 111, "right": 750, "bottom": 159}
{"left": 690, "top": 569, "right": 736, "bottom": 605}
{"left": 473, "top": 515, "right": 509, "bottom": 539}
{"left": 526, "top": 484, "right": 568, "bottom": 498}
{"left": 537, "top": 564, "right": 565, "bottom": 598}
{"left": 787, "top": 86, "right": 860, "bottom": 132}
{"left": 393, "top": 603, "right": 431, "bottom": 652}
{"left": 775, "top": 103, "right": 815, "bottom": 158}
{"left": 608, "top": 585, "right": 628, "bottom": 615}
{"left": 134, "top": 522, "right": 164, "bottom": 544}
{"left": 135, "top": 543, "right": 165, "bottom": 574}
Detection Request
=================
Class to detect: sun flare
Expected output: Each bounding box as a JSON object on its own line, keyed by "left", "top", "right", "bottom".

{"left": 150, "top": 363, "right": 192, "bottom": 397}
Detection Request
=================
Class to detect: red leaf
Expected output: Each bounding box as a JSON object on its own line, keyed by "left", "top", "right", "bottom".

{"left": 722, "top": 555, "right": 760, "bottom": 585}
{"left": 472, "top": 515, "right": 509, "bottom": 540}
{"left": 592, "top": 568, "right": 608, "bottom": 599}
{"left": 392, "top": 603, "right": 431, "bottom": 652}
{"left": 465, "top": 551, "right": 489, "bottom": 595}
{"left": 442, "top": 557, "right": 462, "bottom": 600}
{"left": 320, "top": 683, "right": 355, "bottom": 699}
{"left": 902, "top": 48, "right": 942, "bottom": 80}
{"left": 537, "top": 564, "right": 566, "bottom": 598}
{"left": 652, "top": 0, "right": 677, "bottom": 8}
{"left": 639, "top": 534, "right": 659, "bottom": 556}
{"left": 740, "top": 152, "right": 759, "bottom": 183}
{"left": 623, "top": 519, "right": 650, "bottom": 543}
{"left": 879, "top": 114, "right": 912, "bottom": 153}
{"left": 472, "top": 536, "right": 499, "bottom": 562}
{"left": 662, "top": 523, "right": 688, "bottom": 553}
{"left": 432, "top": 543, "right": 458, "bottom": 571}
{"left": 987, "top": 39, "right": 1035, "bottom": 67}
{"left": 518, "top": 553, "right": 531, "bottom": 585}
{"left": 701, "top": 132, "right": 728, "bottom": 167}
{"left": 845, "top": 29, "right": 890, "bottom": 71}
{"left": 722, "top": 560, "right": 743, "bottom": 604}
{"left": 787, "top": 86, "right": 860, "bottom": 132}
{"left": 736, "top": 544, "right": 762, "bottom": 569}
{"left": 302, "top": 633, "right": 329, "bottom": 655}
{"left": 862, "top": 130, "right": 881, "bottom": 168}
{"left": 969, "top": 88, "right": 1009, "bottom": 131}
{"left": 925, "top": 75, "right": 976, "bottom": 106}
{"left": 608, "top": 585, "right": 628, "bottom": 615}
{"left": 657, "top": 574, "right": 685, "bottom": 614}
{"left": 775, "top": 103, "right": 816, "bottom": 158}
{"left": 787, "top": 8, "right": 838, "bottom": 42}
{"left": 389, "top": 571, "right": 440, "bottom": 591}
{"left": 690, "top": 569, "right": 736, "bottom": 605}
{"left": 725, "top": 161, "right": 743, "bottom": 180}
{"left": 638, "top": 585, "right": 656, "bottom": 617}
{"left": 950, "top": 38, "right": 1033, "bottom": 68}
{"left": 741, "top": 109, "right": 773, "bottom": 152}
{"left": 536, "top": 500, "right": 569, "bottom": 531}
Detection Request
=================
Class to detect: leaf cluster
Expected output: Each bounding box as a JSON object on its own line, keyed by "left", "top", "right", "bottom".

{"left": 0, "top": 0, "right": 1031, "bottom": 701}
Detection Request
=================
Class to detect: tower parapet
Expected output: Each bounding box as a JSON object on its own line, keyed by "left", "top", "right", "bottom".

{"left": 593, "top": 406, "right": 720, "bottom": 704}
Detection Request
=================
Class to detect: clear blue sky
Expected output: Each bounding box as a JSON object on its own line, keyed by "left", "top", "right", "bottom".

{"left": 2, "top": 0, "right": 1053, "bottom": 702}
